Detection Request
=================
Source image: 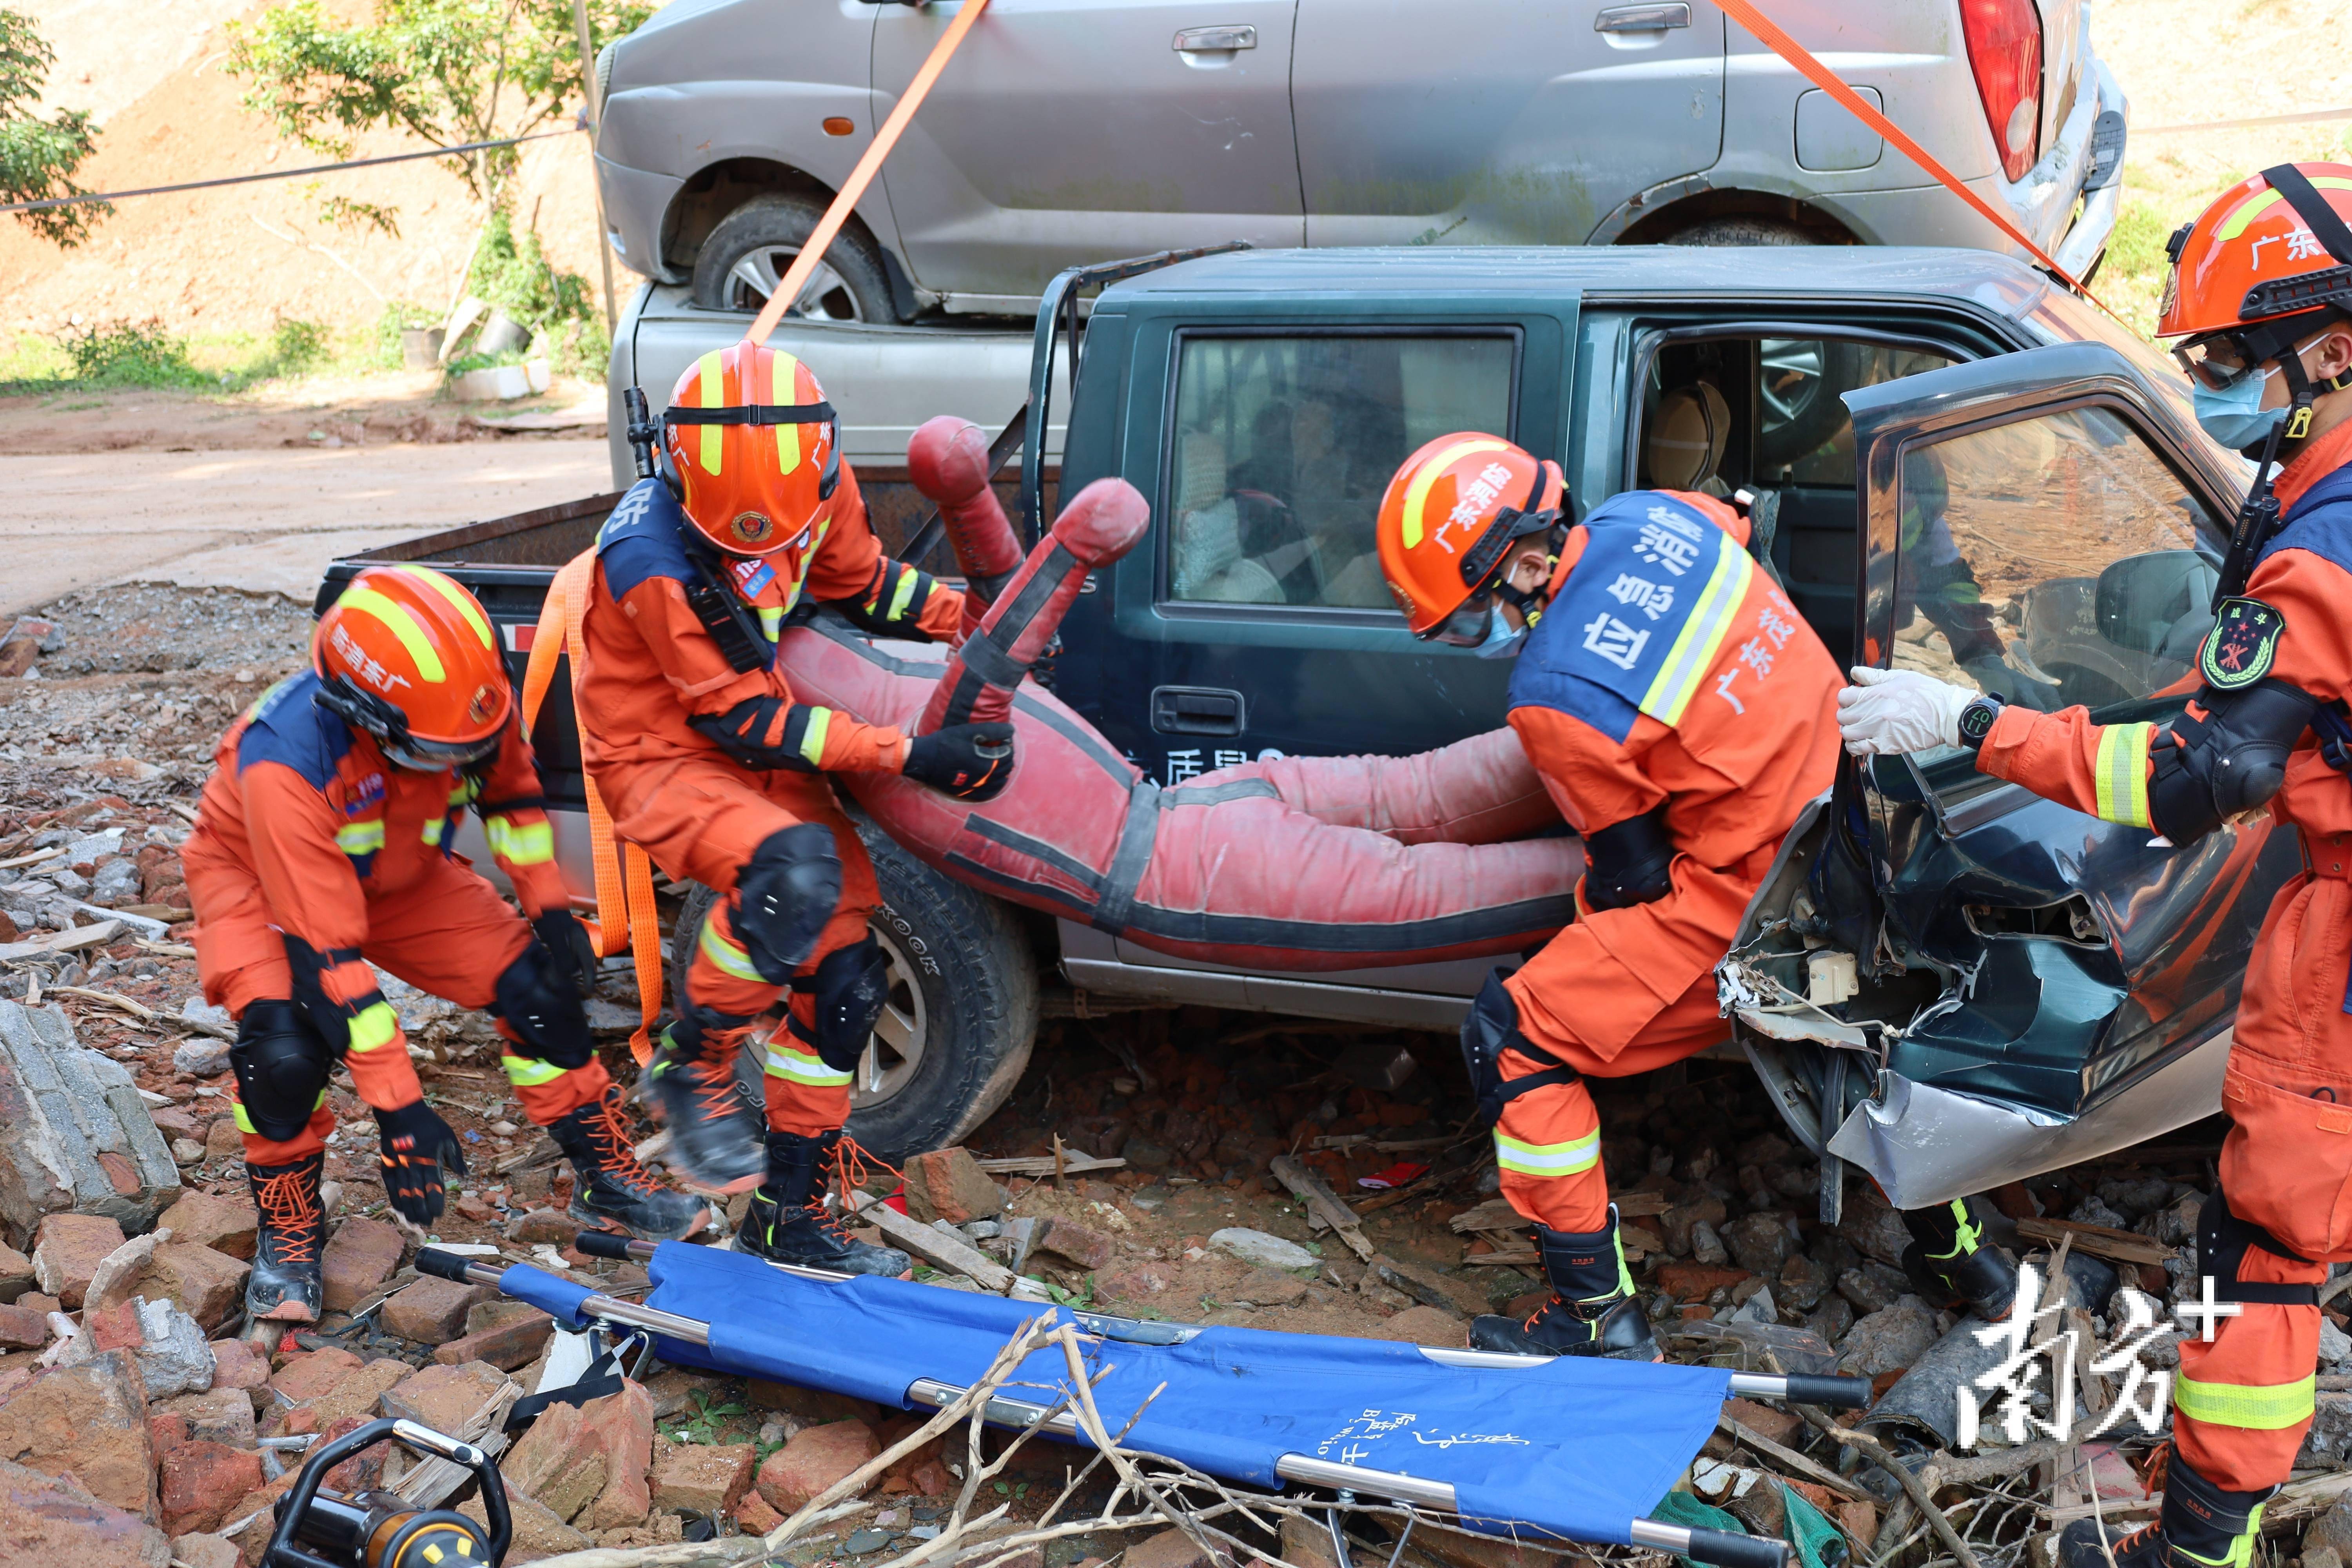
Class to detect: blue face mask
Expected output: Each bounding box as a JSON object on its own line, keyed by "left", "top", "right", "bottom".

{"left": 2192, "top": 363, "right": 2288, "bottom": 453}
{"left": 1472, "top": 613, "right": 1527, "bottom": 660}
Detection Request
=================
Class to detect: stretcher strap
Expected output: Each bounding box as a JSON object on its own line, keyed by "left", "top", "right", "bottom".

{"left": 1713, "top": 0, "right": 2105, "bottom": 308}
{"left": 524, "top": 552, "right": 666, "bottom": 1067}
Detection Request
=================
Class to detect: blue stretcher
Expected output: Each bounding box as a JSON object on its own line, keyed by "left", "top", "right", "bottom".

{"left": 419, "top": 1239, "right": 1867, "bottom": 1568}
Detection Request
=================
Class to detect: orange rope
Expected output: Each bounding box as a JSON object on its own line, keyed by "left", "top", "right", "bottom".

{"left": 744, "top": 0, "right": 992, "bottom": 348}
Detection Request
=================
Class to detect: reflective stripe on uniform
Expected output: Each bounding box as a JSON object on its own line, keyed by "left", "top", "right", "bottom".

{"left": 886, "top": 564, "right": 920, "bottom": 621}
{"left": 697, "top": 916, "right": 767, "bottom": 983}
{"left": 419, "top": 815, "right": 446, "bottom": 844}
{"left": 2094, "top": 722, "right": 2155, "bottom": 828}
{"left": 2174, "top": 1371, "right": 2317, "bottom": 1430}
{"left": 696, "top": 349, "right": 725, "bottom": 474}
{"left": 765, "top": 1038, "right": 852, "bottom": 1086}
{"left": 1399, "top": 438, "right": 1512, "bottom": 550}
{"left": 234, "top": 1086, "right": 327, "bottom": 1135}
{"left": 336, "top": 820, "right": 387, "bottom": 856}
{"left": 759, "top": 604, "right": 784, "bottom": 642}
{"left": 503, "top": 1054, "right": 570, "bottom": 1088}
{"left": 335, "top": 585, "right": 446, "bottom": 681}
{"left": 484, "top": 813, "right": 555, "bottom": 865}
{"left": 799, "top": 707, "right": 832, "bottom": 768}
{"left": 347, "top": 1000, "right": 401, "bottom": 1054}
{"left": 1931, "top": 1196, "right": 1985, "bottom": 1261}
{"left": 1640, "top": 528, "right": 1754, "bottom": 726}
{"left": 1493, "top": 1127, "right": 1601, "bottom": 1178}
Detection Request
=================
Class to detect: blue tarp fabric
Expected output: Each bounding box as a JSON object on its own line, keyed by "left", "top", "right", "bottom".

{"left": 497, "top": 1261, "right": 597, "bottom": 1327}
{"left": 617, "top": 1242, "right": 1730, "bottom": 1549}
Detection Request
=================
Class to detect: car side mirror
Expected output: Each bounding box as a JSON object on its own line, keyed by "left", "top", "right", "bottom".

{"left": 2096, "top": 550, "right": 2218, "bottom": 657}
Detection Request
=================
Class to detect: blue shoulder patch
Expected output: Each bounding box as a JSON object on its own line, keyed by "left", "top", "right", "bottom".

{"left": 596, "top": 479, "right": 699, "bottom": 601}
{"left": 1505, "top": 490, "right": 1755, "bottom": 743}
{"left": 234, "top": 671, "right": 352, "bottom": 786}
{"left": 2260, "top": 464, "right": 2352, "bottom": 579}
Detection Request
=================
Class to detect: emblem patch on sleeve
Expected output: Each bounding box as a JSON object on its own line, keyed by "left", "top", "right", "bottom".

{"left": 2201, "top": 597, "right": 2284, "bottom": 691}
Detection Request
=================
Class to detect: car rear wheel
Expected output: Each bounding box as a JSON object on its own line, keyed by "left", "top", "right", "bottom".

{"left": 669, "top": 819, "right": 1038, "bottom": 1162}
{"left": 690, "top": 193, "right": 897, "bottom": 321}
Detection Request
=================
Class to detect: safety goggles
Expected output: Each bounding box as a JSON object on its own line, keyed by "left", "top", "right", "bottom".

{"left": 381, "top": 733, "right": 501, "bottom": 772}
{"left": 2172, "top": 327, "right": 2332, "bottom": 392}
{"left": 1426, "top": 592, "right": 1497, "bottom": 648}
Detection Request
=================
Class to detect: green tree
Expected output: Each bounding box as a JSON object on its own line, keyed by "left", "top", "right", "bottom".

{"left": 0, "top": 9, "right": 105, "bottom": 246}
{"left": 225, "top": 0, "right": 648, "bottom": 218}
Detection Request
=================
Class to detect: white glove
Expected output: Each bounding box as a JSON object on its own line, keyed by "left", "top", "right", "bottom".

{"left": 1837, "top": 666, "right": 1976, "bottom": 756}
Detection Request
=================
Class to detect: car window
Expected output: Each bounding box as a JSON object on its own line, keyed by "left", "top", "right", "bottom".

{"left": 1893, "top": 402, "right": 2222, "bottom": 782}
{"left": 2022, "top": 291, "right": 2243, "bottom": 479}
{"left": 1633, "top": 334, "right": 1957, "bottom": 661}
{"left": 1165, "top": 334, "right": 1515, "bottom": 610}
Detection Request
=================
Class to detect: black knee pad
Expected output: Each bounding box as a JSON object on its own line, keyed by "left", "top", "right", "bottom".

{"left": 494, "top": 942, "right": 592, "bottom": 1069}
{"left": 734, "top": 824, "right": 844, "bottom": 985}
{"left": 2197, "top": 1183, "right": 2319, "bottom": 1306}
{"left": 809, "top": 936, "right": 890, "bottom": 1073}
{"left": 1458, "top": 968, "right": 1579, "bottom": 1127}
{"left": 230, "top": 999, "right": 331, "bottom": 1143}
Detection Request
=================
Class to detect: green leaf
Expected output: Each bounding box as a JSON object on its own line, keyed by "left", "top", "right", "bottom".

{"left": 994, "top": 1482, "right": 1011, "bottom": 1497}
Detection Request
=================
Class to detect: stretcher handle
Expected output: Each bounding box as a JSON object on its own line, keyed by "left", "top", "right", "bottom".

{"left": 573, "top": 1231, "right": 642, "bottom": 1262}
{"left": 1765, "top": 1374, "right": 1874, "bottom": 1410}
{"left": 415, "top": 1247, "right": 479, "bottom": 1283}
{"left": 1633, "top": 1522, "right": 1792, "bottom": 1568}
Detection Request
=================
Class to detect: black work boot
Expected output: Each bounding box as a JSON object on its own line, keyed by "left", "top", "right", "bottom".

{"left": 736, "top": 1129, "right": 911, "bottom": 1277}
{"left": 546, "top": 1085, "right": 713, "bottom": 1240}
{"left": 1470, "top": 1206, "right": 1657, "bottom": 1359}
{"left": 246, "top": 1153, "right": 325, "bottom": 1324}
{"left": 645, "top": 1025, "right": 766, "bottom": 1195}
{"left": 1901, "top": 1194, "right": 2020, "bottom": 1319}
{"left": 2057, "top": 1445, "right": 2271, "bottom": 1568}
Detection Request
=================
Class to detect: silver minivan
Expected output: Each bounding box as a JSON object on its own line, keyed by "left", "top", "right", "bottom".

{"left": 594, "top": 0, "right": 2128, "bottom": 323}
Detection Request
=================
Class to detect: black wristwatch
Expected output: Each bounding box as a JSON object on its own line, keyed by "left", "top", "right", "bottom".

{"left": 1956, "top": 691, "right": 2007, "bottom": 751}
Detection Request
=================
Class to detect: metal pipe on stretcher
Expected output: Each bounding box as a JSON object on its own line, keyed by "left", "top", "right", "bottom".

{"left": 437, "top": 1243, "right": 1861, "bottom": 1568}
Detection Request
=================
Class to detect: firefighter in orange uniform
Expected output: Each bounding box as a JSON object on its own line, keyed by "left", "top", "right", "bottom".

{"left": 575, "top": 341, "right": 1012, "bottom": 1276}
{"left": 183, "top": 565, "right": 704, "bottom": 1325}
{"left": 1839, "top": 163, "right": 2352, "bottom": 1568}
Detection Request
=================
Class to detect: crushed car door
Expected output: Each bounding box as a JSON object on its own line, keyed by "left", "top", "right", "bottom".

{"left": 1724, "top": 342, "right": 2297, "bottom": 1210}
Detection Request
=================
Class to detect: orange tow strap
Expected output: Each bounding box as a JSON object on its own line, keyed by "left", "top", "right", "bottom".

{"left": 744, "top": 0, "right": 990, "bottom": 348}
{"left": 1715, "top": 0, "right": 2111, "bottom": 312}
{"left": 521, "top": 552, "right": 665, "bottom": 1067}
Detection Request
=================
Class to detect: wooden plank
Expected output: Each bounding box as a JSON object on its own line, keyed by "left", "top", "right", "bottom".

{"left": 846, "top": 1189, "right": 1051, "bottom": 1299}
{"left": 1267, "top": 1155, "right": 1375, "bottom": 1262}
{"left": 973, "top": 1152, "right": 1126, "bottom": 1177}
{"left": 2016, "top": 1216, "right": 2171, "bottom": 1266}
{"left": 0, "top": 919, "right": 122, "bottom": 961}
{"left": 395, "top": 1379, "right": 521, "bottom": 1509}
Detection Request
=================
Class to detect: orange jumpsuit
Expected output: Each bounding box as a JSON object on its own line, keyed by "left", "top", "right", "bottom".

{"left": 578, "top": 466, "right": 964, "bottom": 1136}
{"left": 1975, "top": 419, "right": 2352, "bottom": 1492}
{"left": 184, "top": 670, "right": 604, "bottom": 1160}
{"left": 1493, "top": 490, "right": 1844, "bottom": 1232}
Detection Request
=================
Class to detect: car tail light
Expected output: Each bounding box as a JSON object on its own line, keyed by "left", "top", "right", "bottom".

{"left": 1959, "top": 0, "right": 2043, "bottom": 182}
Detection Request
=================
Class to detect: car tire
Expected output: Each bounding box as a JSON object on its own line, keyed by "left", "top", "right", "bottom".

{"left": 669, "top": 819, "right": 1038, "bottom": 1163}
{"left": 690, "top": 193, "right": 897, "bottom": 322}
{"left": 1664, "top": 215, "right": 1818, "bottom": 249}
{"left": 1664, "top": 217, "right": 1861, "bottom": 469}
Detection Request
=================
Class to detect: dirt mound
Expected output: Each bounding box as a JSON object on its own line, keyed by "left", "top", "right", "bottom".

{"left": 0, "top": 0, "right": 608, "bottom": 341}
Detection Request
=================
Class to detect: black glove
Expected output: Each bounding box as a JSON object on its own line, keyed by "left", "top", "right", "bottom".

{"left": 533, "top": 909, "right": 600, "bottom": 996}
{"left": 375, "top": 1100, "right": 467, "bottom": 1225}
{"left": 903, "top": 722, "right": 1015, "bottom": 801}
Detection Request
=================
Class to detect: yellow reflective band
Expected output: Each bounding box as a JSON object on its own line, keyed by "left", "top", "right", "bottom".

{"left": 233, "top": 1100, "right": 256, "bottom": 1134}
{"left": 2174, "top": 1372, "right": 2316, "bottom": 1431}
{"left": 336, "top": 820, "right": 387, "bottom": 856}
{"left": 503, "top": 1053, "right": 570, "bottom": 1087}
{"left": 2093, "top": 722, "right": 2155, "bottom": 828}
{"left": 336, "top": 586, "right": 445, "bottom": 682}
{"left": 396, "top": 565, "right": 495, "bottom": 650}
{"left": 886, "top": 564, "right": 919, "bottom": 621}
{"left": 697, "top": 916, "right": 767, "bottom": 982}
{"left": 1399, "top": 438, "right": 1512, "bottom": 550}
{"left": 1640, "top": 529, "right": 1754, "bottom": 726}
{"left": 799, "top": 706, "right": 832, "bottom": 768}
{"left": 448, "top": 777, "right": 479, "bottom": 806}
{"left": 420, "top": 815, "right": 446, "bottom": 844}
{"left": 1492, "top": 1127, "right": 1601, "bottom": 1177}
{"left": 696, "top": 349, "right": 725, "bottom": 475}
{"left": 759, "top": 605, "right": 784, "bottom": 642}
{"left": 347, "top": 1000, "right": 400, "bottom": 1054}
{"left": 773, "top": 348, "right": 802, "bottom": 476}
{"left": 2216, "top": 176, "right": 2352, "bottom": 241}
{"left": 765, "top": 1040, "right": 853, "bottom": 1086}
{"left": 484, "top": 814, "right": 555, "bottom": 865}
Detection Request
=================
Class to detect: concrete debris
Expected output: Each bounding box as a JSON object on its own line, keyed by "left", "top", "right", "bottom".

{"left": 129, "top": 1296, "right": 214, "bottom": 1399}
{"left": 0, "top": 1001, "right": 181, "bottom": 1244}
{"left": 1208, "top": 1227, "right": 1317, "bottom": 1270}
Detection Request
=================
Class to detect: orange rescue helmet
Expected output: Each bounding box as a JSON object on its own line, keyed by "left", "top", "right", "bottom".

{"left": 664, "top": 341, "right": 841, "bottom": 558}
{"left": 1375, "top": 433, "right": 1566, "bottom": 644}
{"left": 314, "top": 564, "right": 510, "bottom": 769}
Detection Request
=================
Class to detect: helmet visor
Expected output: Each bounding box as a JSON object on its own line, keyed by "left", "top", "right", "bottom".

{"left": 381, "top": 733, "right": 500, "bottom": 772}
{"left": 2172, "top": 334, "right": 2270, "bottom": 392}
{"left": 1425, "top": 594, "right": 1495, "bottom": 648}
